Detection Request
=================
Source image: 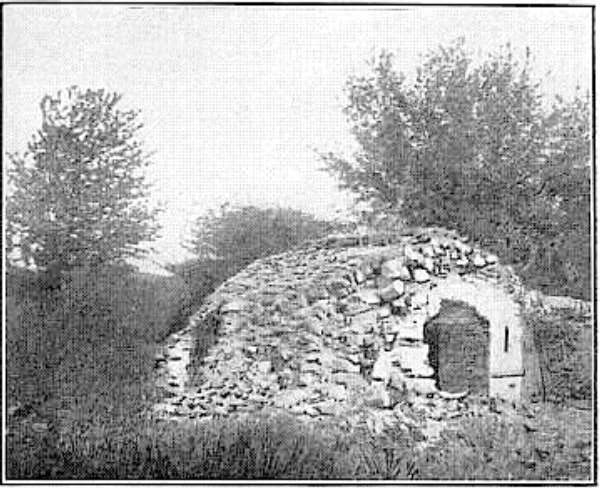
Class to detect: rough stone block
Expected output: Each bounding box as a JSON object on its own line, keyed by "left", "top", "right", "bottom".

{"left": 471, "top": 254, "right": 486, "bottom": 268}
{"left": 333, "top": 372, "right": 367, "bottom": 389}
{"left": 389, "top": 370, "right": 407, "bottom": 390}
{"left": 354, "top": 269, "right": 367, "bottom": 284}
{"left": 413, "top": 268, "right": 430, "bottom": 283}
{"left": 364, "top": 381, "right": 392, "bottom": 408}
{"left": 398, "top": 344, "right": 429, "bottom": 371}
{"left": 377, "top": 305, "right": 392, "bottom": 319}
{"left": 404, "top": 245, "right": 423, "bottom": 263}
{"left": 344, "top": 302, "right": 372, "bottom": 317}
{"left": 372, "top": 351, "right": 395, "bottom": 383}
{"left": 321, "top": 383, "right": 347, "bottom": 401}
{"left": 397, "top": 266, "right": 412, "bottom": 281}
{"left": 410, "top": 291, "right": 429, "bottom": 309}
{"left": 331, "top": 357, "right": 360, "bottom": 374}
{"left": 404, "top": 378, "right": 438, "bottom": 395}
{"left": 391, "top": 297, "right": 408, "bottom": 312}
{"left": 327, "top": 278, "right": 352, "bottom": 298}
{"left": 297, "top": 373, "right": 318, "bottom": 387}
{"left": 315, "top": 401, "right": 340, "bottom": 416}
{"left": 390, "top": 320, "right": 424, "bottom": 342}
{"left": 454, "top": 241, "right": 472, "bottom": 255}
{"left": 455, "top": 256, "right": 469, "bottom": 267}
{"left": 305, "top": 318, "right": 324, "bottom": 336}
{"left": 421, "top": 245, "right": 435, "bottom": 258}
{"left": 300, "top": 362, "right": 320, "bottom": 374}
{"left": 407, "top": 363, "right": 435, "bottom": 378}
{"left": 381, "top": 258, "right": 406, "bottom": 279}
{"left": 379, "top": 280, "right": 405, "bottom": 302}
{"left": 273, "top": 389, "right": 310, "bottom": 408}
{"left": 375, "top": 275, "right": 394, "bottom": 289}
{"left": 221, "top": 299, "right": 250, "bottom": 314}
{"left": 357, "top": 289, "right": 381, "bottom": 305}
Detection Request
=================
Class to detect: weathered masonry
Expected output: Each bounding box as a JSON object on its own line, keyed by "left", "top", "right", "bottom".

{"left": 402, "top": 273, "right": 525, "bottom": 402}
{"left": 155, "top": 227, "right": 554, "bottom": 422}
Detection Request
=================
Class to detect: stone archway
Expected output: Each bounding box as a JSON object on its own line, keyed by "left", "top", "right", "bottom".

{"left": 423, "top": 274, "right": 525, "bottom": 401}
{"left": 424, "top": 300, "right": 490, "bottom": 394}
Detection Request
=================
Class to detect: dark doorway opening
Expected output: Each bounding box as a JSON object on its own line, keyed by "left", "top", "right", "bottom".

{"left": 424, "top": 299, "right": 490, "bottom": 394}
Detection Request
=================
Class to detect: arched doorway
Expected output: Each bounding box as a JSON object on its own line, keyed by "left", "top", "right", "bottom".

{"left": 424, "top": 299, "right": 490, "bottom": 394}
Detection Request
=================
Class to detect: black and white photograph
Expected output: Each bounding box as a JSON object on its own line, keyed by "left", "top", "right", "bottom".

{"left": 2, "top": 3, "right": 594, "bottom": 482}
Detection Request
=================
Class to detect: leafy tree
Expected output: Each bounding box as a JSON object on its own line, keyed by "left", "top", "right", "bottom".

{"left": 6, "top": 87, "right": 161, "bottom": 279}
{"left": 523, "top": 93, "right": 591, "bottom": 296}
{"left": 188, "top": 204, "right": 336, "bottom": 271}
{"left": 169, "top": 205, "right": 337, "bottom": 318}
{"left": 322, "top": 40, "right": 591, "bottom": 298}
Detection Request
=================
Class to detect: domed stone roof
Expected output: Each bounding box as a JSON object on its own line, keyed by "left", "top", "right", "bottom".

{"left": 153, "top": 227, "right": 590, "bottom": 436}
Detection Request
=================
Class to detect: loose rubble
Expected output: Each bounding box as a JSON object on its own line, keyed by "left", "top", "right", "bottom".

{"left": 152, "top": 227, "right": 592, "bottom": 443}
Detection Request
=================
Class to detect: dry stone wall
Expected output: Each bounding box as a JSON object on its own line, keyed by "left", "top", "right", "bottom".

{"left": 153, "top": 227, "right": 591, "bottom": 433}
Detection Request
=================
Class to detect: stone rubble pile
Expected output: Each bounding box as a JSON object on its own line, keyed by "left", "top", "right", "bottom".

{"left": 154, "top": 227, "right": 526, "bottom": 433}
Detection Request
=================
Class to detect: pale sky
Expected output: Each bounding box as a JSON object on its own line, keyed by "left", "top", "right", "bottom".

{"left": 3, "top": 5, "right": 592, "bottom": 268}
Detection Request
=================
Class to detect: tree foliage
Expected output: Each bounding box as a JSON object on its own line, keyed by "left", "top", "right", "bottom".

{"left": 6, "top": 87, "right": 161, "bottom": 276}
{"left": 322, "top": 40, "right": 591, "bottom": 298}
{"left": 171, "top": 205, "right": 337, "bottom": 317}
{"left": 188, "top": 204, "right": 337, "bottom": 272}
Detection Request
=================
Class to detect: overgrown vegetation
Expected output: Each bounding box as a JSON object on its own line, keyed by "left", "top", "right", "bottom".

{"left": 7, "top": 409, "right": 591, "bottom": 480}
{"left": 187, "top": 204, "right": 337, "bottom": 267}
{"left": 5, "top": 202, "right": 339, "bottom": 480}
{"left": 6, "top": 265, "right": 189, "bottom": 421}
{"left": 322, "top": 39, "right": 591, "bottom": 299}
{"left": 528, "top": 309, "right": 593, "bottom": 406}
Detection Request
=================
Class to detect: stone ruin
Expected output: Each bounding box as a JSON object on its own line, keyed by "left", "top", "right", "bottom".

{"left": 153, "top": 227, "right": 591, "bottom": 435}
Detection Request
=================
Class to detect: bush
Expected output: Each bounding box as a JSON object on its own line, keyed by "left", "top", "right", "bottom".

{"left": 187, "top": 205, "right": 338, "bottom": 270}
{"left": 419, "top": 409, "right": 591, "bottom": 480}
{"left": 528, "top": 310, "right": 593, "bottom": 405}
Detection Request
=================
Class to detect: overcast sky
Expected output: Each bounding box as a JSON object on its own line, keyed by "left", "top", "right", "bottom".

{"left": 3, "top": 5, "right": 592, "bottom": 267}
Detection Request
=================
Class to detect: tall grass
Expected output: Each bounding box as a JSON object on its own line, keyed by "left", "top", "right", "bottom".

{"left": 7, "top": 408, "right": 591, "bottom": 480}
{"left": 6, "top": 265, "right": 190, "bottom": 420}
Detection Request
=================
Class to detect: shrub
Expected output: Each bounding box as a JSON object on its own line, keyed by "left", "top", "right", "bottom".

{"left": 187, "top": 205, "right": 338, "bottom": 270}
{"left": 528, "top": 309, "right": 593, "bottom": 405}
{"left": 421, "top": 409, "right": 591, "bottom": 480}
